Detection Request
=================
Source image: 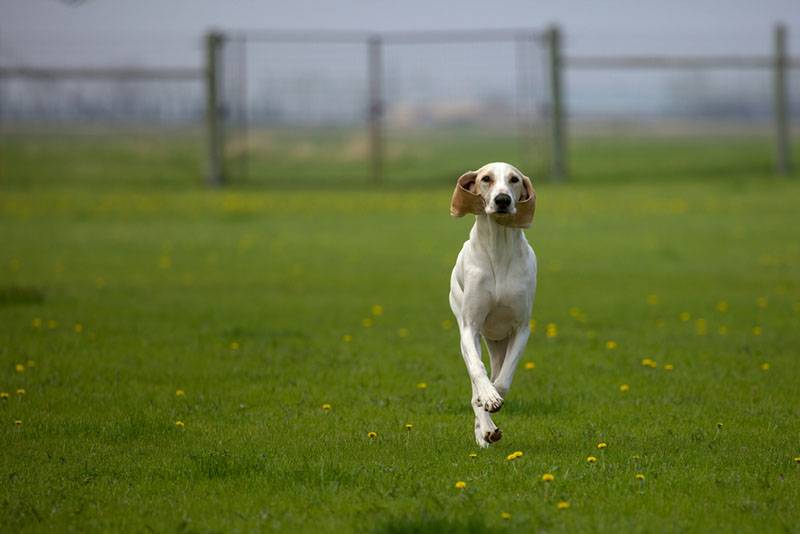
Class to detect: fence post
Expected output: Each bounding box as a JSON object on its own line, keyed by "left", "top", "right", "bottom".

{"left": 773, "top": 24, "right": 791, "bottom": 175}
{"left": 546, "top": 25, "right": 567, "bottom": 182}
{"left": 206, "top": 31, "right": 225, "bottom": 187}
{"left": 367, "top": 35, "right": 383, "bottom": 184}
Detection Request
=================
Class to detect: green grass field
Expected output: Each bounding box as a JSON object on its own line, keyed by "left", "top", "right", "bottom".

{"left": 1, "top": 133, "right": 800, "bottom": 532}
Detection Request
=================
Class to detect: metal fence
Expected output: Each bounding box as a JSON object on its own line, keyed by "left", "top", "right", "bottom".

{"left": 1, "top": 25, "right": 797, "bottom": 187}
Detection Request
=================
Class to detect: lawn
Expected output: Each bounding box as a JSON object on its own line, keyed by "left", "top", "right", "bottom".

{"left": 1, "top": 134, "right": 799, "bottom": 532}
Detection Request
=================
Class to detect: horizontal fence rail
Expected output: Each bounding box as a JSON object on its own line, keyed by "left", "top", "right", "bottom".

{"left": 0, "top": 66, "right": 204, "bottom": 81}
{"left": 566, "top": 55, "right": 800, "bottom": 70}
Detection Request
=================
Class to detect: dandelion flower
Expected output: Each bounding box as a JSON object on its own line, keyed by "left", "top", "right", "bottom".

{"left": 529, "top": 319, "right": 537, "bottom": 334}
{"left": 646, "top": 294, "right": 659, "bottom": 305}
{"left": 756, "top": 297, "right": 768, "bottom": 309}
{"left": 361, "top": 318, "right": 373, "bottom": 328}
{"left": 557, "top": 501, "right": 570, "bottom": 510}
{"left": 545, "top": 323, "right": 557, "bottom": 338}
{"left": 716, "top": 300, "right": 729, "bottom": 313}
{"left": 175, "top": 389, "right": 185, "bottom": 397}
{"left": 587, "top": 455, "right": 597, "bottom": 463}
{"left": 597, "top": 442, "right": 608, "bottom": 450}
{"left": 15, "top": 363, "right": 25, "bottom": 373}
{"left": 541, "top": 473, "right": 554, "bottom": 482}
{"left": 455, "top": 481, "right": 467, "bottom": 489}
{"left": 619, "top": 384, "right": 630, "bottom": 393}
{"left": 663, "top": 364, "right": 674, "bottom": 371}
{"left": 398, "top": 328, "right": 410, "bottom": 338}
{"left": 371, "top": 304, "right": 384, "bottom": 316}
{"left": 500, "top": 512, "right": 511, "bottom": 520}
{"left": 752, "top": 326, "right": 763, "bottom": 336}
{"left": 416, "top": 382, "right": 428, "bottom": 390}
{"left": 469, "top": 453, "right": 478, "bottom": 459}
{"left": 74, "top": 323, "right": 83, "bottom": 334}
{"left": 679, "top": 312, "right": 691, "bottom": 322}
{"left": 606, "top": 340, "right": 618, "bottom": 350}
{"left": 16, "top": 389, "right": 25, "bottom": 396}
{"left": 367, "top": 431, "right": 378, "bottom": 439}
{"left": 321, "top": 403, "right": 332, "bottom": 412}
{"left": 230, "top": 341, "right": 240, "bottom": 350}
{"left": 506, "top": 451, "right": 523, "bottom": 461}
{"left": 635, "top": 473, "right": 645, "bottom": 481}
{"left": 405, "top": 423, "right": 413, "bottom": 431}
{"left": 641, "top": 358, "right": 657, "bottom": 368}
{"left": 760, "top": 362, "right": 770, "bottom": 371}
{"left": 794, "top": 457, "right": 800, "bottom": 464}
{"left": 15, "top": 420, "right": 22, "bottom": 428}
{"left": 32, "top": 318, "right": 42, "bottom": 328}
{"left": 0, "top": 392, "right": 9, "bottom": 400}
{"left": 342, "top": 334, "right": 352, "bottom": 343}
{"left": 524, "top": 362, "right": 536, "bottom": 370}
{"left": 695, "top": 319, "right": 707, "bottom": 335}
{"left": 175, "top": 420, "right": 185, "bottom": 429}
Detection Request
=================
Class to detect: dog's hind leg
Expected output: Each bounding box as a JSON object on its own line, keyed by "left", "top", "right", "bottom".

{"left": 471, "top": 382, "right": 502, "bottom": 447}
{"left": 486, "top": 338, "right": 510, "bottom": 382}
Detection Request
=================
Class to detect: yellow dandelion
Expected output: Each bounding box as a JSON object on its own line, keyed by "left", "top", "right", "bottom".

{"left": 756, "top": 297, "right": 768, "bottom": 309}
{"left": 175, "top": 420, "right": 185, "bottom": 429}
{"left": 695, "top": 319, "right": 707, "bottom": 335}
{"left": 793, "top": 456, "right": 800, "bottom": 464}
{"left": 541, "top": 473, "right": 554, "bottom": 482}
{"left": 398, "top": 328, "right": 410, "bottom": 338}
{"left": 557, "top": 501, "right": 570, "bottom": 510}
{"left": 371, "top": 304, "right": 384, "bottom": 316}
{"left": 321, "top": 403, "right": 332, "bottom": 412}
{"left": 760, "top": 362, "right": 770, "bottom": 371}
{"left": 416, "top": 382, "right": 428, "bottom": 389}
{"left": 175, "top": 389, "right": 185, "bottom": 397}
{"left": 545, "top": 323, "right": 557, "bottom": 338}
{"left": 635, "top": 473, "right": 645, "bottom": 481}
{"left": 158, "top": 256, "right": 172, "bottom": 269}
{"left": 367, "top": 431, "right": 378, "bottom": 439}
{"left": 663, "top": 364, "right": 674, "bottom": 371}
{"left": 469, "top": 453, "right": 478, "bottom": 459}
{"left": 646, "top": 294, "right": 659, "bottom": 305}
{"left": 455, "top": 481, "right": 467, "bottom": 489}
{"left": 405, "top": 423, "right": 413, "bottom": 431}
{"left": 718, "top": 325, "right": 728, "bottom": 335}
{"left": 15, "top": 420, "right": 22, "bottom": 428}
{"left": 74, "top": 323, "right": 83, "bottom": 334}
{"left": 47, "top": 320, "right": 57, "bottom": 329}
{"left": 619, "top": 384, "right": 630, "bottom": 393}
{"left": 524, "top": 361, "right": 536, "bottom": 370}
{"left": 230, "top": 341, "right": 240, "bottom": 350}
{"left": 342, "top": 334, "right": 352, "bottom": 342}
{"left": 606, "top": 340, "right": 618, "bottom": 350}
{"left": 529, "top": 319, "right": 537, "bottom": 334}
{"left": 0, "top": 392, "right": 9, "bottom": 400}
{"left": 597, "top": 442, "right": 608, "bottom": 449}
{"left": 641, "top": 358, "right": 657, "bottom": 368}
{"left": 716, "top": 300, "right": 729, "bottom": 313}
{"left": 679, "top": 312, "right": 691, "bottom": 322}
{"left": 506, "top": 451, "right": 523, "bottom": 461}
{"left": 32, "top": 318, "right": 42, "bottom": 328}
{"left": 441, "top": 319, "right": 452, "bottom": 330}
{"left": 15, "top": 363, "right": 25, "bottom": 373}
{"left": 587, "top": 455, "right": 597, "bottom": 463}
{"left": 752, "top": 326, "right": 763, "bottom": 336}
{"left": 500, "top": 512, "right": 511, "bottom": 520}
{"left": 16, "top": 389, "right": 25, "bottom": 396}
{"left": 361, "top": 318, "right": 374, "bottom": 328}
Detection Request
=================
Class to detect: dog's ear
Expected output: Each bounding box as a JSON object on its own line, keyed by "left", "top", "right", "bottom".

{"left": 450, "top": 171, "right": 484, "bottom": 217}
{"left": 506, "top": 174, "right": 536, "bottom": 228}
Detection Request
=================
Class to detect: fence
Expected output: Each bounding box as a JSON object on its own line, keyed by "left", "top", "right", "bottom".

{"left": 1, "top": 25, "right": 797, "bottom": 187}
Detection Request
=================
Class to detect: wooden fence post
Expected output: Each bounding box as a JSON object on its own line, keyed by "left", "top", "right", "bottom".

{"left": 206, "top": 31, "right": 225, "bottom": 187}
{"left": 773, "top": 24, "right": 791, "bottom": 175}
{"left": 367, "top": 35, "right": 384, "bottom": 184}
{"left": 547, "top": 25, "right": 567, "bottom": 181}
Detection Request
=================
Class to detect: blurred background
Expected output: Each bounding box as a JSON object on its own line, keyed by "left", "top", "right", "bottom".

{"left": 1, "top": 0, "right": 798, "bottom": 187}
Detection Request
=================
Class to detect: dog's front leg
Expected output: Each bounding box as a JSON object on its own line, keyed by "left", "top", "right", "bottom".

{"left": 492, "top": 326, "right": 531, "bottom": 399}
{"left": 458, "top": 325, "right": 504, "bottom": 413}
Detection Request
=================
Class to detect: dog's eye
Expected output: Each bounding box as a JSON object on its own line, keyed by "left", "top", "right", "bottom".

{"left": 481, "top": 176, "right": 492, "bottom": 183}
{"left": 509, "top": 176, "right": 519, "bottom": 183}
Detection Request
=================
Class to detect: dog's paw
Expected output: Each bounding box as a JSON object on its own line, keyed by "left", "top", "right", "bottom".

{"left": 477, "top": 383, "right": 504, "bottom": 413}
{"left": 485, "top": 427, "right": 502, "bottom": 443}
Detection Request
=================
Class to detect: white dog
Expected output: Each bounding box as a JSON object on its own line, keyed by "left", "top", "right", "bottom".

{"left": 449, "top": 162, "right": 537, "bottom": 447}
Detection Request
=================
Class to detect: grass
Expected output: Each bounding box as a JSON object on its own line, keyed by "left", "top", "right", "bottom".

{"left": 1, "top": 133, "right": 800, "bottom": 532}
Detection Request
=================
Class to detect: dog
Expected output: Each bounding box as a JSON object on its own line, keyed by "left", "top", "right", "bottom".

{"left": 449, "top": 162, "right": 537, "bottom": 447}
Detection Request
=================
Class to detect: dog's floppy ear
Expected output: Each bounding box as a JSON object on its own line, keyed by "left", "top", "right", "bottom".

{"left": 450, "top": 171, "right": 484, "bottom": 217}
{"left": 505, "top": 174, "right": 536, "bottom": 228}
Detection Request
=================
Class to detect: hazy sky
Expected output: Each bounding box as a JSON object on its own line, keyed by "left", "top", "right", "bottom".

{"left": 2, "top": 0, "right": 799, "bottom": 67}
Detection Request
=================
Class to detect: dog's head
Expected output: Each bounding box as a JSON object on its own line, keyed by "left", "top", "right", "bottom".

{"left": 450, "top": 162, "right": 536, "bottom": 228}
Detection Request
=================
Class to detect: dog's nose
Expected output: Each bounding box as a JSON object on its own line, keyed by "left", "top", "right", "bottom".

{"left": 494, "top": 194, "right": 512, "bottom": 210}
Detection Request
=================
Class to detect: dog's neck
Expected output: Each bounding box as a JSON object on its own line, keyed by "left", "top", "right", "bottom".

{"left": 471, "top": 214, "right": 525, "bottom": 264}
